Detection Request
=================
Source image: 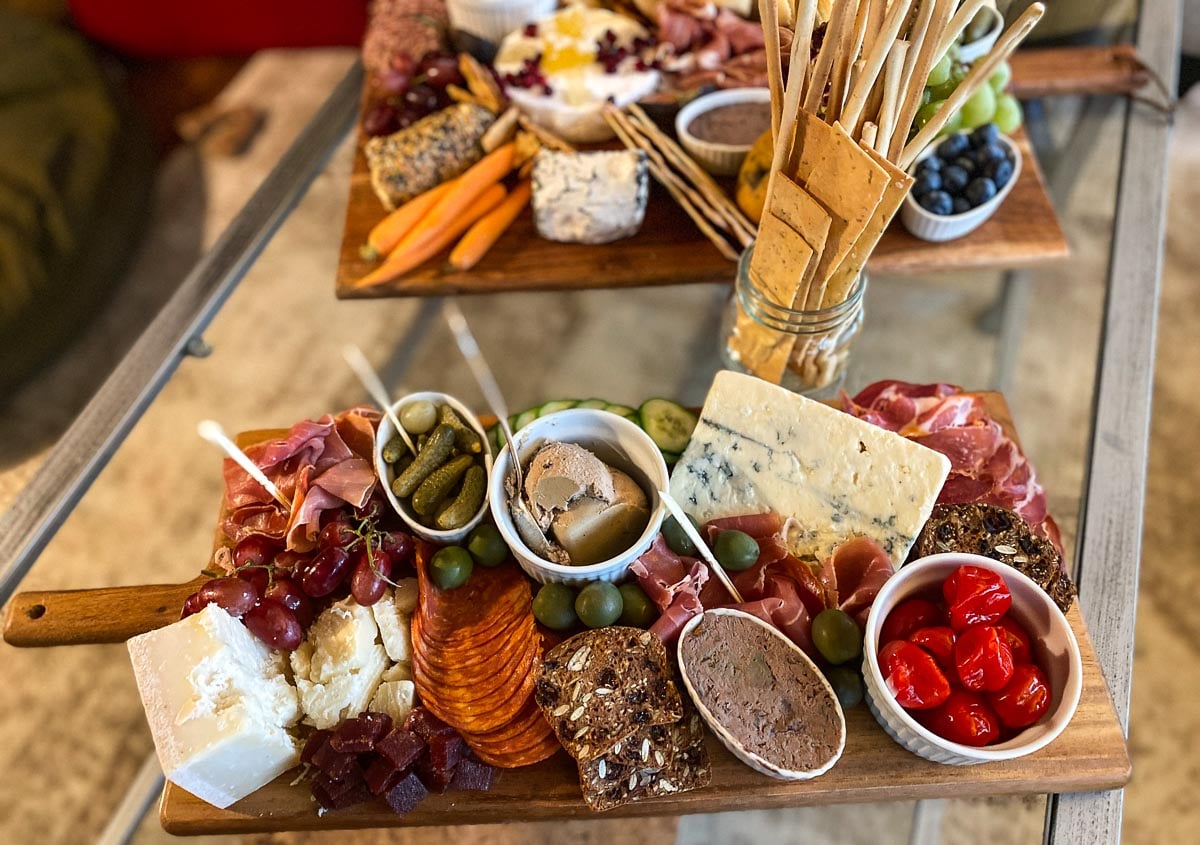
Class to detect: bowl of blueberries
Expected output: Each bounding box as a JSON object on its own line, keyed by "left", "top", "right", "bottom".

{"left": 901, "top": 123, "right": 1020, "bottom": 243}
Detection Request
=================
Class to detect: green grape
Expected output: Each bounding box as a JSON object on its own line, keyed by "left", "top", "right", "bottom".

{"left": 938, "top": 107, "right": 964, "bottom": 137}
{"left": 921, "top": 88, "right": 932, "bottom": 107}
{"left": 950, "top": 62, "right": 969, "bottom": 85}
{"left": 960, "top": 84, "right": 997, "bottom": 129}
{"left": 989, "top": 61, "right": 1012, "bottom": 93}
{"left": 916, "top": 99, "right": 946, "bottom": 130}
{"left": 930, "top": 78, "right": 959, "bottom": 102}
{"left": 927, "top": 53, "right": 952, "bottom": 88}
{"left": 994, "top": 93, "right": 1023, "bottom": 133}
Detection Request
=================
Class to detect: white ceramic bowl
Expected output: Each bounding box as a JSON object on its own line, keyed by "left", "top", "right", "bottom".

{"left": 446, "top": 0, "right": 557, "bottom": 45}
{"left": 678, "top": 609, "right": 846, "bottom": 780}
{"left": 375, "top": 392, "right": 493, "bottom": 545}
{"left": 488, "top": 408, "right": 668, "bottom": 585}
{"left": 900, "top": 129, "right": 1021, "bottom": 242}
{"left": 862, "top": 553, "right": 1083, "bottom": 766}
{"left": 958, "top": 3, "right": 1004, "bottom": 63}
{"left": 675, "top": 88, "right": 773, "bottom": 176}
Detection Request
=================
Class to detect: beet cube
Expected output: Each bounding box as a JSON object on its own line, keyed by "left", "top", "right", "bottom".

{"left": 331, "top": 711, "right": 394, "bottom": 753}
{"left": 300, "top": 729, "right": 332, "bottom": 766}
{"left": 427, "top": 732, "right": 468, "bottom": 772}
{"left": 323, "top": 753, "right": 362, "bottom": 783}
{"left": 404, "top": 707, "right": 454, "bottom": 741}
{"left": 415, "top": 750, "right": 455, "bottom": 794}
{"left": 451, "top": 755, "right": 497, "bottom": 792}
{"left": 311, "top": 740, "right": 355, "bottom": 776}
{"left": 385, "top": 771, "right": 429, "bottom": 816}
{"left": 312, "top": 769, "right": 370, "bottom": 811}
{"left": 376, "top": 727, "right": 425, "bottom": 770}
{"left": 364, "top": 757, "right": 404, "bottom": 796}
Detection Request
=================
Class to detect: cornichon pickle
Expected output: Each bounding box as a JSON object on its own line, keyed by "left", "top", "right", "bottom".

{"left": 392, "top": 424, "right": 455, "bottom": 498}
{"left": 435, "top": 465, "right": 486, "bottom": 530}
{"left": 381, "top": 434, "right": 408, "bottom": 464}
{"left": 411, "top": 454, "right": 475, "bottom": 516}
{"left": 438, "top": 404, "right": 482, "bottom": 454}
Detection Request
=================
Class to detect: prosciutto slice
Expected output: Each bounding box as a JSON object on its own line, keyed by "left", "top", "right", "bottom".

{"left": 842, "top": 381, "right": 1061, "bottom": 553}
{"left": 221, "top": 406, "right": 380, "bottom": 552}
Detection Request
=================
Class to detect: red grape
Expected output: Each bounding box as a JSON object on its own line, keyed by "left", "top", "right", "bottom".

{"left": 418, "top": 53, "right": 463, "bottom": 90}
{"left": 180, "top": 592, "right": 205, "bottom": 619}
{"left": 403, "top": 84, "right": 440, "bottom": 115}
{"left": 378, "top": 530, "right": 412, "bottom": 562}
{"left": 233, "top": 535, "right": 279, "bottom": 569}
{"left": 362, "top": 102, "right": 400, "bottom": 137}
{"left": 355, "top": 494, "right": 388, "bottom": 523}
{"left": 272, "top": 549, "right": 310, "bottom": 571}
{"left": 265, "top": 577, "right": 315, "bottom": 627}
{"left": 391, "top": 53, "right": 417, "bottom": 77}
{"left": 374, "top": 63, "right": 413, "bottom": 95}
{"left": 243, "top": 599, "right": 303, "bottom": 651}
{"left": 319, "top": 519, "right": 358, "bottom": 552}
{"left": 237, "top": 565, "right": 270, "bottom": 597}
{"left": 198, "top": 577, "right": 258, "bottom": 617}
{"left": 298, "top": 546, "right": 352, "bottom": 597}
{"left": 350, "top": 549, "right": 392, "bottom": 606}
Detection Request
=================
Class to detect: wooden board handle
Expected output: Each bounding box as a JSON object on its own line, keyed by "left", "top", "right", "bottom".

{"left": 3, "top": 579, "right": 203, "bottom": 647}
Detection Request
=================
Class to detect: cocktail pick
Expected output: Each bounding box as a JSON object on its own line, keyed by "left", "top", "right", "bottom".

{"left": 198, "top": 420, "right": 292, "bottom": 511}
{"left": 657, "top": 489, "right": 745, "bottom": 604}
{"left": 341, "top": 344, "right": 416, "bottom": 456}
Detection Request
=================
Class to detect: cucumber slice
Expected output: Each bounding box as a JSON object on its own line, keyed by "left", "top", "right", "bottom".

{"left": 576, "top": 399, "right": 608, "bottom": 410}
{"left": 638, "top": 399, "right": 698, "bottom": 454}
{"left": 661, "top": 450, "right": 682, "bottom": 466}
{"left": 514, "top": 408, "right": 539, "bottom": 431}
{"left": 487, "top": 425, "right": 503, "bottom": 455}
{"left": 603, "top": 403, "right": 637, "bottom": 418}
{"left": 537, "top": 399, "right": 579, "bottom": 417}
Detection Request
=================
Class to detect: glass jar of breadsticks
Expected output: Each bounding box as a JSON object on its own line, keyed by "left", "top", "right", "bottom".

{"left": 721, "top": 243, "right": 865, "bottom": 399}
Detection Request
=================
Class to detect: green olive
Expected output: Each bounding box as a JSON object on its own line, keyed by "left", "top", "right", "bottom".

{"left": 812, "top": 608, "right": 863, "bottom": 665}
{"left": 400, "top": 399, "right": 437, "bottom": 435}
{"left": 466, "top": 523, "right": 508, "bottom": 568}
{"left": 430, "top": 546, "right": 473, "bottom": 590}
{"left": 662, "top": 514, "right": 700, "bottom": 557}
{"left": 532, "top": 583, "right": 578, "bottom": 631}
{"left": 575, "top": 581, "right": 623, "bottom": 629}
{"left": 714, "top": 529, "right": 759, "bottom": 571}
{"left": 617, "top": 583, "right": 657, "bottom": 628}
{"left": 823, "top": 665, "right": 865, "bottom": 710}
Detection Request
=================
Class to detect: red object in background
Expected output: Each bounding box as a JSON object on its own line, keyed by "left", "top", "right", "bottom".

{"left": 70, "top": 0, "right": 369, "bottom": 57}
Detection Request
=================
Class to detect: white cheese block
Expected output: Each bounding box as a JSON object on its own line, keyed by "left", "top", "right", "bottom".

{"left": 127, "top": 605, "right": 300, "bottom": 809}
{"left": 382, "top": 661, "right": 413, "bottom": 682}
{"left": 302, "top": 598, "right": 380, "bottom": 685}
{"left": 532, "top": 150, "right": 649, "bottom": 244}
{"left": 669, "top": 371, "right": 952, "bottom": 564}
{"left": 370, "top": 680, "right": 417, "bottom": 725}
{"left": 372, "top": 588, "right": 414, "bottom": 663}
{"left": 390, "top": 578, "right": 419, "bottom": 614}
{"left": 292, "top": 598, "right": 388, "bottom": 729}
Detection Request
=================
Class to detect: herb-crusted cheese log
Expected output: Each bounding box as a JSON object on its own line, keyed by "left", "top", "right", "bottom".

{"left": 531, "top": 150, "right": 649, "bottom": 244}
{"left": 668, "top": 371, "right": 951, "bottom": 564}
{"left": 364, "top": 103, "right": 493, "bottom": 209}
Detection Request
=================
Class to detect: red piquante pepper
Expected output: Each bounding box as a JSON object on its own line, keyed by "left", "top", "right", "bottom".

{"left": 989, "top": 664, "right": 1052, "bottom": 728}
{"left": 908, "top": 626, "right": 958, "bottom": 677}
{"left": 942, "top": 565, "right": 1012, "bottom": 630}
{"left": 880, "top": 640, "right": 951, "bottom": 710}
{"left": 880, "top": 597, "right": 945, "bottom": 645}
{"left": 921, "top": 690, "right": 1002, "bottom": 747}
{"left": 996, "top": 616, "right": 1034, "bottom": 664}
{"left": 954, "top": 625, "right": 1015, "bottom": 692}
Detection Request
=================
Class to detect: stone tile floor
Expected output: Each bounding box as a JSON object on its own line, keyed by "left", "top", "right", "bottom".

{"left": 0, "top": 49, "right": 1195, "bottom": 844}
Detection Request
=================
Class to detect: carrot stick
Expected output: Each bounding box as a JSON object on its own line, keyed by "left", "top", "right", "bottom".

{"left": 448, "top": 180, "right": 531, "bottom": 271}
{"left": 393, "top": 142, "right": 516, "bottom": 258}
{"left": 361, "top": 180, "right": 456, "bottom": 261}
{"left": 351, "top": 183, "right": 507, "bottom": 289}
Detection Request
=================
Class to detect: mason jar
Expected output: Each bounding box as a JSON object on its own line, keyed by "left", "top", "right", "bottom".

{"left": 721, "top": 243, "right": 866, "bottom": 399}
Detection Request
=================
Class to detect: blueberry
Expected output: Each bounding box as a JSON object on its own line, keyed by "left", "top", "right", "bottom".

{"left": 937, "top": 133, "right": 970, "bottom": 160}
{"left": 965, "top": 177, "right": 998, "bottom": 206}
{"left": 971, "top": 123, "right": 1000, "bottom": 148}
{"left": 942, "top": 164, "right": 970, "bottom": 193}
{"left": 984, "top": 157, "right": 1014, "bottom": 188}
{"left": 952, "top": 197, "right": 972, "bottom": 215}
{"left": 952, "top": 155, "right": 977, "bottom": 176}
{"left": 914, "top": 172, "right": 942, "bottom": 196}
{"left": 974, "top": 142, "right": 1007, "bottom": 167}
{"left": 916, "top": 156, "right": 943, "bottom": 174}
{"left": 918, "top": 190, "right": 954, "bottom": 216}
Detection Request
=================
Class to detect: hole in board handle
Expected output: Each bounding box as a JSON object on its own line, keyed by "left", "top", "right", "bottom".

{"left": 27, "top": 604, "right": 45, "bottom": 620}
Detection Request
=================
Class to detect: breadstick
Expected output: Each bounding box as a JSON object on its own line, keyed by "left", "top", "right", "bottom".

{"left": 889, "top": 0, "right": 954, "bottom": 162}
{"left": 841, "top": 0, "right": 915, "bottom": 136}
{"left": 875, "top": 41, "right": 908, "bottom": 156}
{"left": 937, "top": 0, "right": 989, "bottom": 59}
{"left": 828, "top": 0, "right": 866, "bottom": 123}
{"left": 803, "top": 0, "right": 855, "bottom": 114}
{"left": 761, "top": 0, "right": 784, "bottom": 141}
{"left": 901, "top": 2, "right": 1046, "bottom": 167}
{"left": 861, "top": 120, "right": 879, "bottom": 149}
{"left": 865, "top": 0, "right": 887, "bottom": 46}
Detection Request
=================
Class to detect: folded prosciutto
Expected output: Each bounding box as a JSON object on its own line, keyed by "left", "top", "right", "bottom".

{"left": 221, "top": 406, "right": 381, "bottom": 552}
{"left": 632, "top": 512, "right": 894, "bottom": 661}
{"left": 840, "top": 381, "right": 1062, "bottom": 553}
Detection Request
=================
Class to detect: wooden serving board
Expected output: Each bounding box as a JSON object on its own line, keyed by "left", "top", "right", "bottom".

{"left": 334, "top": 125, "right": 1067, "bottom": 299}
{"left": 2, "top": 395, "right": 1130, "bottom": 835}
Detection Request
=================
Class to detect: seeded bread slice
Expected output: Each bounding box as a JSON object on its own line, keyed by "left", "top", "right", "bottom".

{"left": 576, "top": 707, "right": 711, "bottom": 812}
{"left": 912, "top": 503, "right": 1076, "bottom": 612}
{"left": 534, "top": 627, "right": 683, "bottom": 763}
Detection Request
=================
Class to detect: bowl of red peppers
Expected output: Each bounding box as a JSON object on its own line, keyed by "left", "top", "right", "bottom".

{"left": 862, "top": 554, "right": 1083, "bottom": 765}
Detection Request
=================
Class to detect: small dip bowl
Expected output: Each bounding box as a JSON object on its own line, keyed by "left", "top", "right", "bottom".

{"left": 375, "top": 392, "right": 493, "bottom": 545}
{"left": 862, "top": 553, "right": 1083, "bottom": 766}
{"left": 675, "top": 88, "right": 773, "bottom": 176}
{"left": 958, "top": 3, "right": 1004, "bottom": 62}
{"left": 488, "top": 408, "right": 668, "bottom": 585}
{"left": 678, "top": 608, "right": 847, "bottom": 780}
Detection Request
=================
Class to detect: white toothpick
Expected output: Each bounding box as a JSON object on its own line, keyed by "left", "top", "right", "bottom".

{"left": 657, "top": 489, "right": 745, "bottom": 604}
{"left": 341, "top": 344, "right": 416, "bottom": 456}
{"left": 198, "top": 420, "right": 292, "bottom": 511}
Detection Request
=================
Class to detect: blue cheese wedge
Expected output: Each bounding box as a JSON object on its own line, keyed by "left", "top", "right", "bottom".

{"left": 127, "top": 605, "right": 300, "bottom": 809}
{"left": 532, "top": 150, "right": 649, "bottom": 244}
{"left": 669, "top": 371, "right": 951, "bottom": 564}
